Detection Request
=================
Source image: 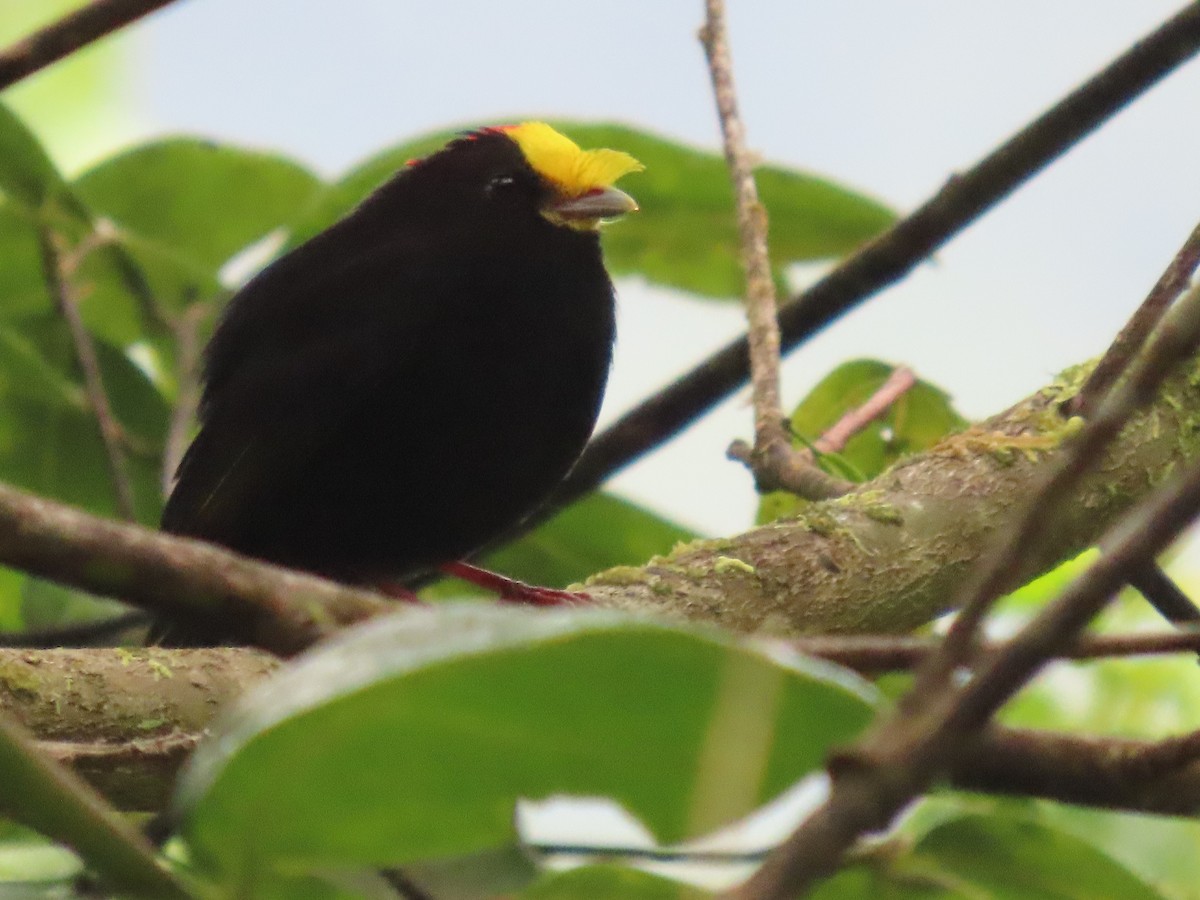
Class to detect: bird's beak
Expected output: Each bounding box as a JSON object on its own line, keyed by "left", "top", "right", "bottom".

{"left": 542, "top": 186, "right": 639, "bottom": 230}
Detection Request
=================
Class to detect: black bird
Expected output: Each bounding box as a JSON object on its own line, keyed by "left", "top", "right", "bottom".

{"left": 159, "top": 123, "right": 642, "bottom": 643}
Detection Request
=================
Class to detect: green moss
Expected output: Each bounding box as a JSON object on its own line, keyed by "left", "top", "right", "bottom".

{"left": 0, "top": 661, "right": 41, "bottom": 696}
{"left": 1188, "top": 360, "right": 1200, "bottom": 388}
{"left": 832, "top": 490, "right": 904, "bottom": 526}
{"left": 1149, "top": 460, "right": 1176, "bottom": 487}
{"left": 689, "top": 537, "right": 737, "bottom": 554}
{"left": 585, "top": 565, "right": 645, "bottom": 588}
{"left": 148, "top": 659, "right": 173, "bottom": 680}
{"left": 800, "top": 509, "right": 840, "bottom": 537}
{"left": 862, "top": 503, "right": 904, "bottom": 526}
{"left": 713, "top": 556, "right": 757, "bottom": 577}
{"left": 1043, "top": 361, "right": 1094, "bottom": 406}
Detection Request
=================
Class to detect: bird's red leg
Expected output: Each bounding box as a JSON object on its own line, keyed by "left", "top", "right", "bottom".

{"left": 439, "top": 561, "right": 590, "bottom": 607}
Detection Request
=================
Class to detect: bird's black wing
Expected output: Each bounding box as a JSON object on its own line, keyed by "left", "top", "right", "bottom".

{"left": 161, "top": 217, "right": 447, "bottom": 552}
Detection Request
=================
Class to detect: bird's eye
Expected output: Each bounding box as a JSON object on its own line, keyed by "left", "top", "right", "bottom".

{"left": 486, "top": 174, "right": 518, "bottom": 197}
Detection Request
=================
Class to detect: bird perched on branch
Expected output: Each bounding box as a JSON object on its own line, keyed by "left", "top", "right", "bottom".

{"left": 158, "top": 122, "right": 642, "bottom": 643}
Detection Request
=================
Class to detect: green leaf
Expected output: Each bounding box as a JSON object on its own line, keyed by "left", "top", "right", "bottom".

{"left": 0, "top": 193, "right": 222, "bottom": 352}
{"left": 426, "top": 492, "right": 698, "bottom": 598}
{"left": 0, "top": 316, "right": 169, "bottom": 523}
{"left": 0, "top": 102, "right": 65, "bottom": 210}
{"left": 910, "top": 812, "right": 1164, "bottom": 899}
{"left": 0, "top": 841, "right": 82, "bottom": 889}
{"left": 286, "top": 122, "right": 897, "bottom": 299}
{"left": 813, "top": 806, "right": 1167, "bottom": 900}
{"left": 1033, "top": 804, "right": 1200, "bottom": 900}
{"left": 72, "top": 139, "right": 323, "bottom": 274}
{"left": 19, "top": 578, "right": 133, "bottom": 633}
{"left": 522, "top": 865, "right": 711, "bottom": 899}
{"left": 0, "top": 567, "right": 25, "bottom": 630}
{"left": 0, "top": 204, "right": 53, "bottom": 323}
{"left": 77, "top": 233, "right": 225, "bottom": 347}
{"left": 759, "top": 360, "right": 967, "bottom": 523}
{"left": 0, "top": 326, "right": 85, "bottom": 411}
{"left": 174, "top": 605, "right": 876, "bottom": 883}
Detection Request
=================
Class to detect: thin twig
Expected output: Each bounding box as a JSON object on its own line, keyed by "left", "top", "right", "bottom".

{"left": 1070, "top": 220, "right": 1200, "bottom": 416}
{"left": 789, "top": 627, "right": 1200, "bottom": 675}
{"left": 161, "top": 302, "right": 210, "bottom": 497}
{"left": 37, "top": 227, "right": 138, "bottom": 521}
{"left": 533, "top": 1, "right": 1200, "bottom": 535}
{"left": 729, "top": 447, "right": 1200, "bottom": 899}
{"left": 728, "top": 366, "right": 917, "bottom": 498}
{"left": 701, "top": 0, "right": 824, "bottom": 501}
{"left": 0, "top": 0, "right": 180, "bottom": 92}
{"left": 813, "top": 367, "right": 917, "bottom": 454}
{"left": 1128, "top": 563, "right": 1200, "bottom": 625}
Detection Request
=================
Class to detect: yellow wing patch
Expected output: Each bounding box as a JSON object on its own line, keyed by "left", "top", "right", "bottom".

{"left": 502, "top": 122, "right": 643, "bottom": 197}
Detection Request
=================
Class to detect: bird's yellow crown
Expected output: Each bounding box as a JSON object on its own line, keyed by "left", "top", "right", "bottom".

{"left": 501, "top": 122, "right": 643, "bottom": 197}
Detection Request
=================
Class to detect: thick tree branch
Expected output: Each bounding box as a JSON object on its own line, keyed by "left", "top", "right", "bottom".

{"left": 0, "top": 0, "right": 180, "bottom": 92}
{"left": 0, "top": 484, "right": 391, "bottom": 654}
{"left": 0, "top": 337, "right": 1195, "bottom": 655}
{"left": 583, "top": 349, "right": 1200, "bottom": 634}
{"left": 951, "top": 725, "right": 1200, "bottom": 816}
{"left": 10, "top": 647, "right": 1200, "bottom": 821}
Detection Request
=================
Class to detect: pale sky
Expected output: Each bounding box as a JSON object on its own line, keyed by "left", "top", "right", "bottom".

{"left": 94, "top": 0, "right": 1200, "bottom": 536}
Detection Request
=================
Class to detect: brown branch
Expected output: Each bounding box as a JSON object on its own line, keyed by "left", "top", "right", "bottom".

{"left": 583, "top": 346, "right": 1199, "bottom": 635}
{"left": 790, "top": 627, "right": 1200, "bottom": 675}
{"left": 1070, "top": 219, "right": 1200, "bottom": 417}
{"left": 699, "top": 0, "right": 783, "bottom": 449}
{"left": 700, "top": 0, "right": 845, "bottom": 503}
{"left": 537, "top": 0, "right": 1200, "bottom": 535}
{"left": 951, "top": 725, "right": 1200, "bottom": 817}
{"left": 0, "top": 0, "right": 180, "bottom": 92}
{"left": 728, "top": 366, "right": 919, "bottom": 500}
{"left": 0, "top": 333, "right": 1195, "bottom": 658}
{"left": 1129, "top": 562, "right": 1200, "bottom": 625}
{"left": 813, "top": 367, "right": 916, "bottom": 455}
{"left": 0, "top": 481, "right": 391, "bottom": 655}
{"left": 729, "top": 435, "right": 1200, "bottom": 898}
{"left": 37, "top": 227, "right": 138, "bottom": 521}
{"left": 39, "top": 733, "right": 200, "bottom": 815}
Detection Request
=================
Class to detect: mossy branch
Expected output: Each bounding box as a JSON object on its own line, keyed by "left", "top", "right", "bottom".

{"left": 583, "top": 360, "right": 1200, "bottom": 634}
{"left": 0, "top": 352, "right": 1199, "bottom": 810}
